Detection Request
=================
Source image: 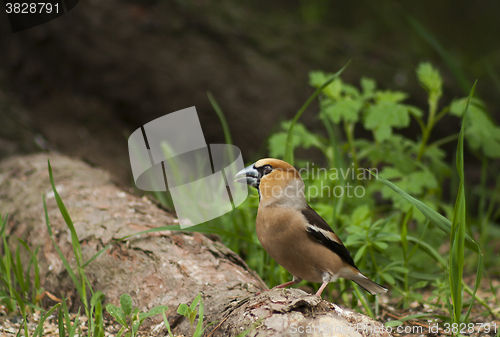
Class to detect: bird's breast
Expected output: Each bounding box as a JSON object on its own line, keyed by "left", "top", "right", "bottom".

{"left": 255, "top": 206, "right": 327, "bottom": 283}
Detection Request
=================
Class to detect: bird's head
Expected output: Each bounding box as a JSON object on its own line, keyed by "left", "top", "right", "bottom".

{"left": 235, "top": 158, "right": 306, "bottom": 208}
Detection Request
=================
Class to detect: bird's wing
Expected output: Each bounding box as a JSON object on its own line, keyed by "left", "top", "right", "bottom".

{"left": 301, "top": 205, "right": 358, "bottom": 269}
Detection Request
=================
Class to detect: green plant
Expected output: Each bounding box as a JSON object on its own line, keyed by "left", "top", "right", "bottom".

{"left": 106, "top": 293, "right": 168, "bottom": 337}
{"left": 0, "top": 212, "right": 45, "bottom": 336}
{"left": 58, "top": 296, "right": 81, "bottom": 337}
{"left": 162, "top": 310, "right": 175, "bottom": 337}
{"left": 31, "top": 303, "right": 61, "bottom": 337}
{"left": 44, "top": 160, "right": 111, "bottom": 337}
{"left": 176, "top": 293, "right": 216, "bottom": 337}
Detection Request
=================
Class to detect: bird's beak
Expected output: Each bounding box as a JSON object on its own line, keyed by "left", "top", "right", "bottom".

{"left": 235, "top": 164, "right": 259, "bottom": 188}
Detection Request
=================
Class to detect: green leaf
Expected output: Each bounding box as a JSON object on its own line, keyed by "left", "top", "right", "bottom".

{"left": 120, "top": 294, "right": 133, "bottom": 316}
{"left": 91, "top": 291, "right": 105, "bottom": 307}
{"left": 385, "top": 320, "right": 403, "bottom": 327}
{"left": 375, "top": 90, "right": 408, "bottom": 103}
{"left": 450, "top": 98, "right": 500, "bottom": 158}
{"left": 190, "top": 294, "right": 201, "bottom": 311}
{"left": 116, "top": 326, "right": 126, "bottom": 337}
{"left": 189, "top": 311, "right": 197, "bottom": 327}
{"left": 353, "top": 245, "right": 368, "bottom": 263}
{"left": 132, "top": 321, "right": 140, "bottom": 334}
{"left": 413, "top": 281, "right": 428, "bottom": 289}
{"left": 139, "top": 305, "right": 169, "bottom": 320}
{"left": 193, "top": 296, "right": 205, "bottom": 337}
{"left": 424, "top": 145, "right": 451, "bottom": 179}
{"left": 268, "top": 122, "right": 324, "bottom": 158}
{"left": 177, "top": 303, "right": 189, "bottom": 316}
{"left": 323, "top": 99, "right": 363, "bottom": 124}
{"left": 373, "top": 242, "right": 388, "bottom": 250}
{"left": 163, "top": 310, "right": 175, "bottom": 337}
{"left": 309, "top": 71, "right": 328, "bottom": 87}
{"left": 406, "top": 105, "right": 423, "bottom": 118}
{"left": 416, "top": 62, "right": 443, "bottom": 98}
{"left": 106, "top": 304, "right": 128, "bottom": 327}
{"left": 381, "top": 273, "right": 395, "bottom": 284}
{"left": 408, "top": 272, "right": 443, "bottom": 280}
{"left": 360, "top": 77, "right": 376, "bottom": 98}
{"left": 309, "top": 72, "right": 343, "bottom": 99}
{"left": 364, "top": 100, "right": 411, "bottom": 142}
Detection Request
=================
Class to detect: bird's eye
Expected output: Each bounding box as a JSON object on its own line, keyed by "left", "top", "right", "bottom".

{"left": 263, "top": 165, "right": 273, "bottom": 175}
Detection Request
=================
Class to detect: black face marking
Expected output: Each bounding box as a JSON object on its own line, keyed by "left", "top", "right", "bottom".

{"left": 251, "top": 164, "right": 273, "bottom": 200}
{"left": 256, "top": 164, "right": 273, "bottom": 178}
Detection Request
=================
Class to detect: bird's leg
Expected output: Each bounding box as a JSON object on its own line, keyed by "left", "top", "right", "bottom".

{"left": 265, "top": 277, "right": 302, "bottom": 293}
{"left": 315, "top": 281, "right": 329, "bottom": 297}
{"left": 273, "top": 280, "right": 297, "bottom": 289}
{"left": 255, "top": 280, "right": 298, "bottom": 295}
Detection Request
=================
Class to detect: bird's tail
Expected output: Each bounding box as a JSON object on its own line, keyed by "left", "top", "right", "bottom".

{"left": 351, "top": 272, "right": 387, "bottom": 295}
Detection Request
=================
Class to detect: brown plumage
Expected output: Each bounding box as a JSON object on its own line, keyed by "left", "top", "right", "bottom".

{"left": 235, "top": 158, "right": 387, "bottom": 297}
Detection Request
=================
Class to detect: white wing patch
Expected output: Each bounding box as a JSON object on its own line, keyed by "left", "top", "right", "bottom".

{"left": 306, "top": 224, "right": 342, "bottom": 245}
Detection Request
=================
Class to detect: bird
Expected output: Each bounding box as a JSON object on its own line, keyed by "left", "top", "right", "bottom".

{"left": 235, "top": 158, "right": 387, "bottom": 297}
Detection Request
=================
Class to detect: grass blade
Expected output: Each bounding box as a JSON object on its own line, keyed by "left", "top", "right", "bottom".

{"left": 448, "top": 81, "right": 470, "bottom": 324}
{"left": 47, "top": 160, "right": 83, "bottom": 269}
{"left": 193, "top": 296, "right": 204, "bottom": 337}
{"left": 58, "top": 302, "right": 65, "bottom": 337}
{"left": 33, "top": 303, "right": 61, "bottom": 337}
{"left": 47, "top": 160, "right": 91, "bottom": 321}
{"left": 369, "top": 171, "right": 479, "bottom": 253}
{"left": 0, "top": 213, "right": 8, "bottom": 237}
{"left": 82, "top": 244, "right": 113, "bottom": 268}
{"left": 162, "top": 309, "right": 174, "bottom": 337}
{"left": 207, "top": 92, "right": 233, "bottom": 145}
{"left": 43, "top": 195, "right": 84, "bottom": 304}
{"left": 456, "top": 81, "right": 483, "bottom": 322}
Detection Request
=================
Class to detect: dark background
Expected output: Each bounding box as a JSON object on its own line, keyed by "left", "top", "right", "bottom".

{"left": 1, "top": 0, "right": 499, "bottom": 188}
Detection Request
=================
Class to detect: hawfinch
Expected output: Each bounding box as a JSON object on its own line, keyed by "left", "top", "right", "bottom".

{"left": 235, "top": 158, "right": 387, "bottom": 297}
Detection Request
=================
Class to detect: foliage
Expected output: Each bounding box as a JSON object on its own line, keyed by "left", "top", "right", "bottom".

{"left": 0, "top": 213, "right": 43, "bottom": 320}
{"left": 264, "top": 62, "right": 499, "bottom": 324}
{"left": 44, "top": 160, "right": 107, "bottom": 337}
{"left": 176, "top": 293, "right": 216, "bottom": 337}
{"left": 105, "top": 293, "right": 169, "bottom": 337}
